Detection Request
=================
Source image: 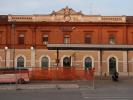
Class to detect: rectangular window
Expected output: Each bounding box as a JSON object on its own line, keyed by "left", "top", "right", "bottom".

{"left": 42, "top": 34, "right": 48, "bottom": 45}
{"left": 109, "top": 34, "right": 115, "bottom": 44}
{"left": 18, "top": 34, "right": 24, "bottom": 45}
{"left": 85, "top": 35, "right": 91, "bottom": 44}
{"left": 64, "top": 35, "right": 70, "bottom": 44}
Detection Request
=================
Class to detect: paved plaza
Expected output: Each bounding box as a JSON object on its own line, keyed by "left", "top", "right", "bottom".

{"left": 0, "top": 80, "right": 133, "bottom": 100}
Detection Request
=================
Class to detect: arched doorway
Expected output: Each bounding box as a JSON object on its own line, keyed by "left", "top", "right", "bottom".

{"left": 84, "top": 57, "right": 92, "bottom": 70}
{"left": 109, "top": 57, "right": 117, "bottom": 75}
{"left": 41, "top": 57, "right": 49, "bottom": 68}
{"left": 63, "top": 57, "right": 71, "bottom": 67}
{"left": 17, "top": 56, "right": 24, "bottom": 68}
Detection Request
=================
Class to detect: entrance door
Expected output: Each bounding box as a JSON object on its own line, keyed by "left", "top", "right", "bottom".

{"left": 63, "top": 57, "right": 71, "bottom": 67}
{"left": 109, "top": 57, "right": 117, "bottom": 75}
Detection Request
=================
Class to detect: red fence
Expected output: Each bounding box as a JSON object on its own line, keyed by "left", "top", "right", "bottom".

{"left": 30, "top": 67, "right": 95, "bottom": 81}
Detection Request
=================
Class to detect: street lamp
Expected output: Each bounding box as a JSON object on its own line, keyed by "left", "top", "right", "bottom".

{"left": 30, "top": 46, "right": 34, "bottom": 50}
{"left": 4, "top": 46, "right": 8, "bottom": 68}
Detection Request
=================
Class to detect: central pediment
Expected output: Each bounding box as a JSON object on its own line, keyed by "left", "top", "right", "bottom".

{"left": 51, "top": 6, "right": 83, "bottom": 15}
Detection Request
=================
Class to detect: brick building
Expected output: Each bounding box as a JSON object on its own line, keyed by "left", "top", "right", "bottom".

{"left": 0, "top": 7, "right": 133, "bottom": 78}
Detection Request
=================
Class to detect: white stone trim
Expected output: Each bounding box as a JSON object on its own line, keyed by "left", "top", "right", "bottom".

{"left": 123, "top": 51, "right": 127, "bottom": 72}
{"left": 39, "top": 55, "right": 51, "bottom": 67}
{"left": 31, "top": 50, "right": 35, "bottom": 67}
{"left": 60, "top": 50, "right": 97, "bottom": 53}
{"left": 6, "top": 50, "right": 10, "bottom": 67}
{"left": 131, "top": 58, "right": 133, "bottom": 72}
{"left": 12, "top": 49, "right": 30, "bottom": 51}
{"left": 36, "top": 49, "right": 55, "bottom": 52}
{"left": 15, "top": 54, "right": 26, "bottom": 68}
{"left": 107, "top": 55, "right": 118, "bottom": 73}
{"left": 98, "top": 51, "right": 101, "bottom": 74}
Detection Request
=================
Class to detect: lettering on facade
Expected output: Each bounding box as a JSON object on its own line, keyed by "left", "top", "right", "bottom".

{"left": 60, "top": 26, "right": 73, "bottom": 32}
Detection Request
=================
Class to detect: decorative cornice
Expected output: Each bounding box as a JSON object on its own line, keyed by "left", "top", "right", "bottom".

{"left": 8, "top": 7, "right": 126, "bottom": 23}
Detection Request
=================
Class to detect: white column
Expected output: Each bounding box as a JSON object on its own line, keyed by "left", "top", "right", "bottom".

{"left": 31, "top": 49, "right": 35, "bottom": 68}
{"left": 123, "top": 51, "right": 127, "bottom": 72}
{"left": 6, "top": 49, "right": 10, "bottom": 67}
{"left": 98, "top": 51, "right": 101, "bottom": 75}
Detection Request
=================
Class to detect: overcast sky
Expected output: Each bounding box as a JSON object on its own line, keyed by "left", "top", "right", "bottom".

{"left": 0, "top": 0, "right": 132, "bottom": 15}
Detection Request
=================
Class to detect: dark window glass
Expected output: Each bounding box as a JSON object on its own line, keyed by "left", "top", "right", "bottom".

{"left": 109, "top": 57, "right": 116, "bottom": 75}
{"left": 63, "top": 57, "right": 71, "bottom": 67}
{"left": 17, "top": 56, "right": 24, "bottom": 68}
{"left": 85, "top": 57, "right": 92, "bottom": 70}
{"left": 41, "top": 57, "right": 49, "bottom": 68}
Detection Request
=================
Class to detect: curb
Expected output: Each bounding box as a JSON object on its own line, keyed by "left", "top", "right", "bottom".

{"left": 0, "top": 84, "right": 79, "bottom": 90}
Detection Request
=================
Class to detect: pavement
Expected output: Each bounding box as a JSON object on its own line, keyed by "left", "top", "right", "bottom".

{"left": 0, "top": 79, "right": 133, "bottom": 90}
{"left": 0, "top": 80, "right": 133, "bottom": 100}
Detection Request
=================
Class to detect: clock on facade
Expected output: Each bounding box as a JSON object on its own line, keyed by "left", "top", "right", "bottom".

{"left": 64, "top": 15, "right": 71, "bottom": 22}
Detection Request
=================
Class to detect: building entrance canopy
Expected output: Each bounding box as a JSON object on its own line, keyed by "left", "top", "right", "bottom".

{"left": 47, "top": 44, "right": 133, "bottom": 50}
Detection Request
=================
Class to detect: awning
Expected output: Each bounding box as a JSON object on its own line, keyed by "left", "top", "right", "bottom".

{"left": 47, "top": 44, "right": 133, "bottom": 50}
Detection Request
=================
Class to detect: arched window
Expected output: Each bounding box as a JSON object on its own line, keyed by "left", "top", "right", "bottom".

{"left": 85, "top": 57, "right": 92, "bottom": 70}
{"left": 41, "top": 57, "right": 49, "bottom": 68}
{"left": 63, "top": 57, "right": 71, "bottom": 67}
{"left": 17, "top": 56, "right": 24, "bottom": 68}
{"left": 109, "top": 57, "right": 116, "bottom": 75}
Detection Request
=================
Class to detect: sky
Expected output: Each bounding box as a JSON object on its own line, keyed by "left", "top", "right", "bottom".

{"left": 0, "top": 0, "right": 132, "bottom": 16}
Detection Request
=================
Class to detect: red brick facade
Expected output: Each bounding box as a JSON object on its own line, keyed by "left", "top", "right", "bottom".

{"left": 0, "top": 23, "right": 133, "bottom": 48}
{"left": 0, "top": 7, "right": 133, "bottom": 79}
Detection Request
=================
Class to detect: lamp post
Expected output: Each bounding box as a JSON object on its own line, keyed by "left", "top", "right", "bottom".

{"left": 4, "top": 46, "right": 8, "bottom": 68}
